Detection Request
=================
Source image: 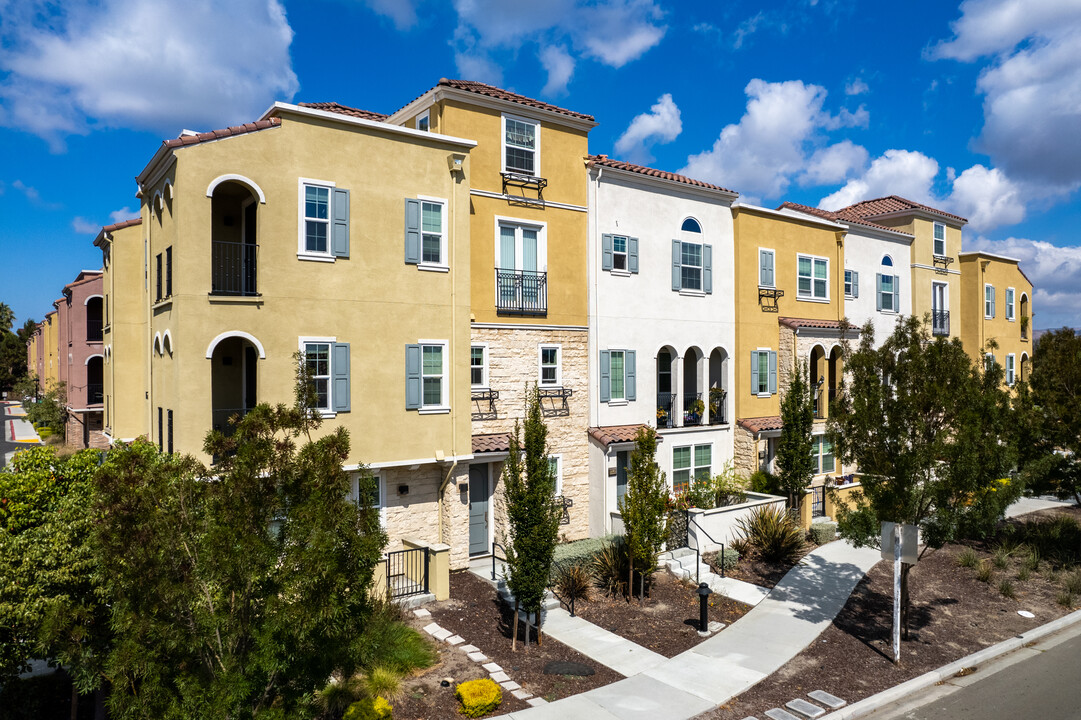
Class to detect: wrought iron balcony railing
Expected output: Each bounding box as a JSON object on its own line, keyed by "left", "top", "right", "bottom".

{"left": 212, "top": 240, "right": 258, "bottom": 296}
{"left": 932, "top": 309, "right": 950, "bottom": 337}
{"left": 495, "top": 268, "right": 547, "bottom": 315}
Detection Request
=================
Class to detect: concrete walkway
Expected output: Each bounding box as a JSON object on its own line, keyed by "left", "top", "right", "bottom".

{"left": 1005, "top": 495, "right": 1075, "bottom": 518}
{"left": 495, "top": 540, "right": 881, "bottom": 719}
{"left": 542, "top": 608, "right": 667, "bottom": 676}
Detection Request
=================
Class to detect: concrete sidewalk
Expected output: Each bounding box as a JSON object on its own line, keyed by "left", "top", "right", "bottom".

{"left": 1005, "top": 495, "right": 1074, "bottom": 518}
{"left": 496, "top": 540, "right": 881, "bottom": 719}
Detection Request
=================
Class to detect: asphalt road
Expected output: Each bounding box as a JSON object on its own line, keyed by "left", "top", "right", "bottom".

{"left": 0, "top": 402, "right": 18, "bottom": 468}
{"left": 868, "top": 625, "right": 1081, "bottom": 720}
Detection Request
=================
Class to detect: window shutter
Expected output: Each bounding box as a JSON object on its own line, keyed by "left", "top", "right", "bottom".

{"left": 405, "top": 344, "right": 421, "bottom": 409}
{"left": 332, "top": 188, "right": 350, "bottom": 257}
{"left": 625, "top": 350, "right": 636, "bottom": 401}
{"left": 991, "top": 286, "right": 996, "bottom": 317}
{"left": 750, "top": 351, "right": 760, "bottom": 394}
{"left": 599, "top": 350, "right": 611, "bottom": 403}
{"left": 876, "top": 274, "right": 883, "bottom": 311}
{"left": 893, "top": 275, "right": 900, "bottom": 313}
{"left": 703, "top": 244, "right": 713, "bottom": 294}
{"left": 852, "top": 270, "right": 859, "bottom": 298}
{"left": 628, "top": 237, "right": 639, "bottom": 273}
{"left": 761, "top": 251, "right": 774, "bottom": 286}
{"left": 768, "top": 351, "right": 778, "bottom": 394}
{"left": 601, "top": 234, "right": 613, "bottom": 271}
{"left": 672, "top": 240, "right": 681, "bottom": 291}
{"left": 404, "top": 198, "right": 421, "bottom": 264}
{"left": 332, "top": 342, "right": 350, "bottom": 412}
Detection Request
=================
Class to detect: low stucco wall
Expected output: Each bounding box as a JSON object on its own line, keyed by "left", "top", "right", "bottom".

{"left": 687, "top": 492, "right": 787, "bottom": 551}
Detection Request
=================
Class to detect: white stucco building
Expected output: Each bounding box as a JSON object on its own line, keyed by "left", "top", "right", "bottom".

{"left": 585, "top": 156, "right": 739, "bottom": 535}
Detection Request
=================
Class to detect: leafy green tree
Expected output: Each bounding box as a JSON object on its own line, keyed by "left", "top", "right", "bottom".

{"left": 828, "top": 317, "right": 1019, "bottom": 640}
{"left": 0, "top": 447, "right": 110, "bottom": 714}
{"left": 26, "top": 380, "right": 67, "bottom": 438}
{"left": 776, "top": 359, "right": 815, "bottom": 513}
{"left": 94, "top": 357, "right": 387, "bottom": 719}
{"left": 1019, "top": 328, "right": 1081, "bottom": 506}
{"left": 502, "top": 386, "right": 561, "bottom": 649}
{"left": 618, "top": 426, "right": 669, "bottom": 601}
{"left": 0, "top": 302, "right": 14, "bottom": 333}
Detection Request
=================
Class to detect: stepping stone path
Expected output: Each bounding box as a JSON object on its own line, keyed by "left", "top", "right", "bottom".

{"left": 746, "top": 690, "right": 847, "bottom": 720}
{"left": 413, "top": 608, "right": 547, "bottom": 707}
{"left": 785, "top": 699, "right": 825, "bottom": 718}
{"left": 807, "top": 691, "right": 846, "bottom": 710}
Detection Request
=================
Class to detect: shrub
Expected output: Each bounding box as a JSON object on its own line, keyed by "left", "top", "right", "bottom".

{"left": 552, "top": 535, "right": 616, "bottom": 571}
{"left": 749, "top": 469, "right": 781, "bottom": 495}
{"left": 1005, "top": 515, "right": 1081, "bottom": 567}
{"left": 590, "top": 536, "right": 654, "bottom": 598}
{"left": 809, "top": 522, "right": 837, "bottom": 546}
{"left": 1064, "top": 570, "right": 1081, "bottom": 596}
{"left": 729, "top": 535, "right": 751, "bottom": 556}
{"left": 552, "top": 561, "right": 592, "bottom": 604}
{"left": 956, "top": 547, "right": 980, "bottom": 568}
{"left": 998, "top": 578, "right": 1016, "bottom": 599}
{"left": 354, "top": 602, "right": 437, "bottom": 674}
{"left": 736, "top": 504, "right": 806, "bottom": 563}
{"left": 992, "top": 547, "right": 1010, "bottom": 570}
{"left": 976, "top": 560, "right": 994, "bottom": 583}
{"left": 704, "top": 548, "right": 740, "bottom": 574}
{"left": 455, "top": 678, "right": 502, "bottom": 718}
{"left": 1023, "top": 548, "right": 1041, "bottom": 572}
{"left": 316, "top": 676, "right": 366, "bottom": 716}
{"left": 1017, "top": 566, "right": 1031, "bottom": 582}
{"left": 344, "top": 697, "right": 393, "bottom": 720}
{"left": 364, "top": 667, "right": 401, "bottom": 700}
{"left": 1057, "top": 591, "right": 1074, "bottom": 608}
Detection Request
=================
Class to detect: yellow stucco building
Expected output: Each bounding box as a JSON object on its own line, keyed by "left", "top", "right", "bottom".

{"left": 959, "top": 251, "right": 1034, "bottom": 384}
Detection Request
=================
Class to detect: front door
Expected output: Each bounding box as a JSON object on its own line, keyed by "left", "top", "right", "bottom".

{"left": 468, "top": 464, "right": 490, "bottom": 556}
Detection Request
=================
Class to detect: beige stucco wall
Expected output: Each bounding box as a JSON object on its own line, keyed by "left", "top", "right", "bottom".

{"left": 101, "top": 222, "right": 149, "bottom": 441}
{"left": 959, "top": 254, "right": 1034, "bottom": 381}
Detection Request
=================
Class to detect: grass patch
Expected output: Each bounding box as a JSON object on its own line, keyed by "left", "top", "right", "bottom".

{"left": 354, "top": 602, "right": 436, "bottom": 675}
{"left": 998, "top": 578, "right": 1016, "bottom": 599}
{"left": 992, "top": 547, "right": 1011, "bottom": 570}
{"left": 976, "top": 560, "right": 994, "bottom": 583}
{"left": 956, "top": 547, "right": 980, "bottom": 568}
{"left": 1017, "top": 566, "right": 1031, "bottom": 582}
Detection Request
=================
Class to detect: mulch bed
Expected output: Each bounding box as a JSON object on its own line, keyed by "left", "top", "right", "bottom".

{"left": 570, "top": 571, "right": 753, "bottom": 658}
{"left": 711, "top": 540, "right": 822, "bottom": 589}
{"left": 396, "top": 571, "right": 623, "bottom": 720}
{"left": 697, "top": 508, "right": 1081, "bottom": 719}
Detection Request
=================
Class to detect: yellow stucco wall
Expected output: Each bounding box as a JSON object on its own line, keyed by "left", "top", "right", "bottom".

{"left": 959, "top": 254, "right": 1033, "bottom": 380}
{"left": 136, "top": 112, "right": 473, "bottom": 467}
{"left": 100, "top": 222, "right": 150, "bottom": 441}
{"left": 42, "top": 313, "right": 59, "bottom": 389}
{"left": 733, "top": 207, "right": 846, "bottom": 421}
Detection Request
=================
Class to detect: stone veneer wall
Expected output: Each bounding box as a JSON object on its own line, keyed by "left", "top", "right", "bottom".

{"left": 733, "top": 424, "right": 758, "bottom": 477}
{"left": 379, "top": 463, "right": 473, "bottom": 570}
{"left": 471, "top": 326, "right": 591, "bottom": 543}
{"left": 65, "top": 411, "right": 109, "bottom": 450}
{"left": 778, "top": 325, "right": 796, "bottom": 398}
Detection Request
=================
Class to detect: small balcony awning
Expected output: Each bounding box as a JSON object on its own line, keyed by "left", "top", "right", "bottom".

{"left": 587, "top": 424, "right": 657, "bottom": 450}
{"left": 472, "top": 432, "right": 512, "bottom": 456}
{"left": 737, "top": 415, "right": 783, "bottom": 436}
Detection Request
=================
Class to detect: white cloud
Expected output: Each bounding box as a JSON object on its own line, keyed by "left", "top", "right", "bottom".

{"left": 947, "top": 164, "right": 1025, "bottom": 232}
{"left": 845, "top": 78, "right": 869, "bottom": 95}
{"left": 450, "top": 0, "right": 665, "bottom": 92}
{"left": 360, "top": 0, "right": 418, "bottom": 30}
{"left": 930, "top": 0, "right": 1081, "bottom": 193}
{"left": 11, "top": 179, "right": 61, "bottom": 209}
{"left": 731, "top": 12, "right": 768, "bottom": 50}
{"left": 799, "top": 140, "right": 868, "bottom": 186}
{"left": 613, "top": 93, "right": 681, "bottom": 164}
{"left": 0, "top": 0, "right": 299, "bottom": 149}
{"left": 539, "top": 45, "right": 575, "bottom": 96}
{"left": 71, "top": 217, "right": 99, "bottom": 234}
{"left": 680, "top": 79, "right": 865, "bottom": 201}
{"left": 818, "top": 149, "right": 940, "bottom": 210}
{"left": 109, "top": 206, "right": 137, "bottom": 224}
{"left": 963, "top": 234, "right": 1081, "bottom": 329}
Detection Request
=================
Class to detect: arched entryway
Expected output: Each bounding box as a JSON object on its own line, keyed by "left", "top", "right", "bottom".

{"left": 209, "top": 334, "right": 261, "bottom": 434}
{"left": 210, "top": 179, "right": 260, "bottom": 296}
{"left": 707, "top": 347, "right": 729, "bottom": 425}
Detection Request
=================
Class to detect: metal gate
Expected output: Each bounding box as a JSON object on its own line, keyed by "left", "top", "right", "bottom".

{"left": 386, "top": 547, "right": 430, "bottom": 599}
{"left": 811, "top": 485, "right": 825, "bottom": 518}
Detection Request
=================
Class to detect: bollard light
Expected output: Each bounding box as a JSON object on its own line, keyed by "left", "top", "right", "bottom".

{"left": 698, "top": 582, "right": 711, "bottom": 633}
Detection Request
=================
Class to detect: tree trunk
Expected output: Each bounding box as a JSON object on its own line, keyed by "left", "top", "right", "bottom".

{"left": 536, "top": 610, "right": 543, "bottom": 646}
{"left": 512, "top": 598, "right": 519, "bottom": 652}
{"left": 627, "top": 560, "right": 633, "bottom": 603}
{"left": 524, "top": 610, "right": 530, "bottom": 649}
{"left": 70, "top": 683, "right": 79, "bottom": 720}
{"left": 94, "top": 686, "right": 106, "bottom": 720}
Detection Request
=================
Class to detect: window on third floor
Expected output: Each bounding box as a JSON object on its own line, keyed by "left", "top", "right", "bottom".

{"left": 503, "top": 115, "right": 539, "bottom": 176}
{"left": 933, "top": 222, "right": 946, "bottom": 257}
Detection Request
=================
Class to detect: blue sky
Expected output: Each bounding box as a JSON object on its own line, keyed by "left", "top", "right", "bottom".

{"left": 2, "top": 0, "right": 1079, "bottom": 329}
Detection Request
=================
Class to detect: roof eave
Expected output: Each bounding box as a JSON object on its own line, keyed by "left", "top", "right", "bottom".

{"left": 734, "top": 202, "right": 847, "bottom": 230}
{"left": 864, "top": 207, "right": 967, "bottom": 227}
{"left": 591, "top": 163, "right": 739, "bottom": 201}
{"left": 262, "top": 101, "right": 477, "bottom": 149}
{"left": 387, "top": 85, "right": 598, "bottom": 132}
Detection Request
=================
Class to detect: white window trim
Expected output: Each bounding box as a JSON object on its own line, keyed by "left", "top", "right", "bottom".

{"left": 844, "top": 269, "right": 855, "bottom": 299}
{"left": 299, "top": 335, "right": 337, "bottom": 418}
{"left": 470, "top": 343, "right": 489, "bottom": 389}
{"left": 297, "top": 177, "right": 336, "bottom": 261}
{"left": 671, "top": 443, "right": 712, "bottom": 492}
{"left": 812, "top": 435, "right": 835, "bottom": 475}
{"left": 611, "top": 234, "right": 629, "bottom": 272}
{"left": 494, "top": 215, "right": 548, "bottom": 271}
{"left": 879, "top": 272, "right": 897, "bottom": 314}
{"left": 678, "top": 238, "right": 705, "bottom": 293}
{"left": 797, "top": 253, "right": 830, "bottom": 301}
{"left": 758, "top": 247, "right": 776, "bottom": 288}
{"left": 1006, "top": 353, "right": 1016, "bottom": 386}
{"left": 755, "top": 347, "right": 772, "bottom": 398}
{"left": 985, "top": 283, "right": 995, "bottom": 319}
{"left": 418, "top": 338, "right": 450, "bottom": 413}
{"left": 932, "top": 280, "right": 949, "bottom": 312}
{"left": 501, "top": 112, "right": 541, "bottom": 177}
{"left": 607, "top": 348, "right": 628, "bottom": 402}
{"left": 416, "top": 108, "right": 430, "bottom": 132}
{"left": 351, "top": 471, "right": 386, "bottom": 526}
{"left": 548, "top": 454, "right": 563, "bottom": 496}
{"left": 539, "top": 343, "right": 562, "bottom": 387}
{"left": 933, "top": 222, "right": 947, "bottom": 257}
{"left": 1006, "top": 287, "right": 1016, "bottom": 321}
{"left": 417, "top": 194, "right": 449, "bottom": 270}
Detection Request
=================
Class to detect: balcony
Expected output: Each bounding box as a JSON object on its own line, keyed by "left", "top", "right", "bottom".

{"left": 86, "top": 318, "right": 103, "bottom": 342}
{"left": 212, "top": 240, "right": 259, "bottom": 296}
{"left": 495, "top": 268, "right": 547, "bottom": 315}
{"left": 87, "top": 383, "right": 103, "bottom": 405}
{"left": 708, "top": 389, "right": 727, "bottom": 425}
{"left": 932, "top": 309, "right": 950, "bottom": 337}
{"left": 657, "top": 392, "right": 675, "bottom": 428}
{"left": 212, "top": 407, "right": 252, "bottom": 437}
{"left": 683, "top": 392, "right": 703, "bottom": 427}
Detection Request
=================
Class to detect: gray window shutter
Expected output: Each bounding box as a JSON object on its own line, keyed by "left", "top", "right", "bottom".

{"left": 602, "top": 234, "right": 613, "bottom": 271}
{"left": 332, "top": 342, "right": 350, "bottom": 412}
{"left": 768, "top": 351, "right": 778, "bottom": 394}
{"left": 404, "top": 199, "right": 420, "bottom": 264}
{"left": 625, "top": 350, "right": 636, "bottom": 401}
{"left": 853, "top": 270, "right": 859, "bottom": 298}
{"left": 599, "top": 350, "right": 611, "bottom": 403}
{"left": 405, "top": 344, "right": 421, "bottom": 409}
{"left": 703, "top": 244, "right": 713, "bottom": 294}
{"left": 628, "top": 237, "right": 639, "bottom": 273}
{"left": 750, "top": 351, "right": 760, "bottom": 394}
{"left": 893, "top": 275, "right": 900, "bottom": 312}
{"left": 332, "top": 188, "right": 350, "bottom": 257}
{"left": 876, "top": 274, "right": 883, "bottom": 311}
{"left": 761, "top": 251, "right": 774, "bottom": 286}
{"left": 672, "top": 240, "right": 681, "bottom": 291}
{"left": 991, "top": 286, "right": 996, "bottom": 317}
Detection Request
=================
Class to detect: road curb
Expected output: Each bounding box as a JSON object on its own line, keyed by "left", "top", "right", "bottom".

{"left": 820, "top": 607, "right": 1081, "bottom": 719}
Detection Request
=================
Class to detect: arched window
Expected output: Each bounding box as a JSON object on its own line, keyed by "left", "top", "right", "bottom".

{"left": 878, "top": 257, "right": 897, "bottom": 312}
{"left": 681, "top": 218, "right": 701, "bottom": 233}
{"left": 882, "top": 255, "right": 893, "bottom": 267}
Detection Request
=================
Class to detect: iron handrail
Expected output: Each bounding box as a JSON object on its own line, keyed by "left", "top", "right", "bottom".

{"left": 491, "top": 542, "right": 507, "bottom": 581}
{"left": 685, "top": 512, "right": 726, "bottom": 585}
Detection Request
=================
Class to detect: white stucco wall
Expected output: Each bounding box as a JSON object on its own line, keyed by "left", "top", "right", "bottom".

{"left": 587, "top": 168, "right": 737, "bottom": 515}
{"left": 840, "top": 225, "right": 913, "bottom": 347}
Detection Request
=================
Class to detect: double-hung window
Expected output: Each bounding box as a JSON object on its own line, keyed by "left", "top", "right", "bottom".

{"left": 985, "top": 284, "right": 996, "bottom": 318}
{"left": 300, "top": 179, "right": 350, "bottom": 259}
{"left": 421, "top": 199, "right": 445, "bottom": 266}
{"left": 1006, "top": 353, "right": 1016, "bottom": 386}
{"left": 759, "top": 249, "right": 775, "bottom": 287}
{"left": 612, "top": 235, "right": 627, "bottom": 271}
{"left": 933, "top": 222, "right": 946, "bottom": 257}
{"left": 470, "top": 345, "right": 488, "bottom": 388}
{"left": 673, "top": 444, "right": 711, "bottom": 494}
{"left": 599, "top": 349, "right": 636, "bottom": 402}
{"left": 351, "top": 472, "right": 385, "bottom": 525}
{"left": 797, "top": 254, "right": 829, "bottom": 300}
{"left": 548, "top": 455, "right": 563, "bottom": 496}
{"left": 155, "top": 253, "right": 163, "bottom": 302}
{"left": 601, "top": 234, "right": 638, "bottom": 273}
{"left": 1006, "top": 287, "right": 1015, "bottom": 321}
{"left": 539, "top": 345, "right": 561, "bottom": 386}
{"left": 303, "top": 185, "right": 330, "bottom": 254}
{"left": 503, "top": 115, "right": 539, "bottom": 176}
{"left": 811, "top": 436, "right": 835, "bottom": 474}
{"left": 681, "top": 242, "right": 702, "bottom": 290}
{"left": 301, "top": 338, "right": 351, "bottom": 414}
{"left": 422, "top": 345, "right": 444, "bottom": 406}
{"left": 416, "top": 109, "right": 430, "bottom": 132}
{"left": 877, "top": 256, "right": 899, "bottom": 312}
{"left": 672, "top": 219, "right": 712, "bottom": 293}
{"left": 405, "top": 342, "right": 448, "bottom": 411}
{"left": 751, "top": 349, "right": 778, "bottom": 396}
{"left": 844, "top": 269, "right": 859, "bottom": 298}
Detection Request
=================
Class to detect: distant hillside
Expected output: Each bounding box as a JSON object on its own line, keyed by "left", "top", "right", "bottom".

{"left": 1033, "top": 328, "right": 1081, "bottom": 344}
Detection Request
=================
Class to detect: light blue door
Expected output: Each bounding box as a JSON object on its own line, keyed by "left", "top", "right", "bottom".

{"left": 469, "top": 464, "right": 490, "bottom": 556}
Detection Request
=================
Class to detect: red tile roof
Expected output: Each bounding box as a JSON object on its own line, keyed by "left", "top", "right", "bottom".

{"left": 588, "top": 424, "right": 653, "bottom": 448}
{"left": 589, "top": 155, "right": 736, "bottom": 194}
{"left": 737, "top": 416, "right": 783, "bottom": 434}
{"left": 162, "top": 118, "right": 281, "bottom": 149}
{"left": 102, "top": 218, "right": 142, "bottom": 233}
{"left": 835, "top": 195, "right": 967, "bottom": 224}
{"left": 779, "top": 317, "right": 846, "bottom": 331}
{"left": 298, "top": 102, "right": 388, "bottom": 122}
{"left": 473, "top": 433, "right": 512, "bottom": 454}
{"left": 395, "top": 78, "right": 595, "bottom": 122}
{"left": 777, "top": 201, "right": 898, "bottom": 233}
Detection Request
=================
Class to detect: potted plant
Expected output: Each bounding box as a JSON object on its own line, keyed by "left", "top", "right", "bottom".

{"left": 1020, "top": 314, "right": 1030, "bottom": 338}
